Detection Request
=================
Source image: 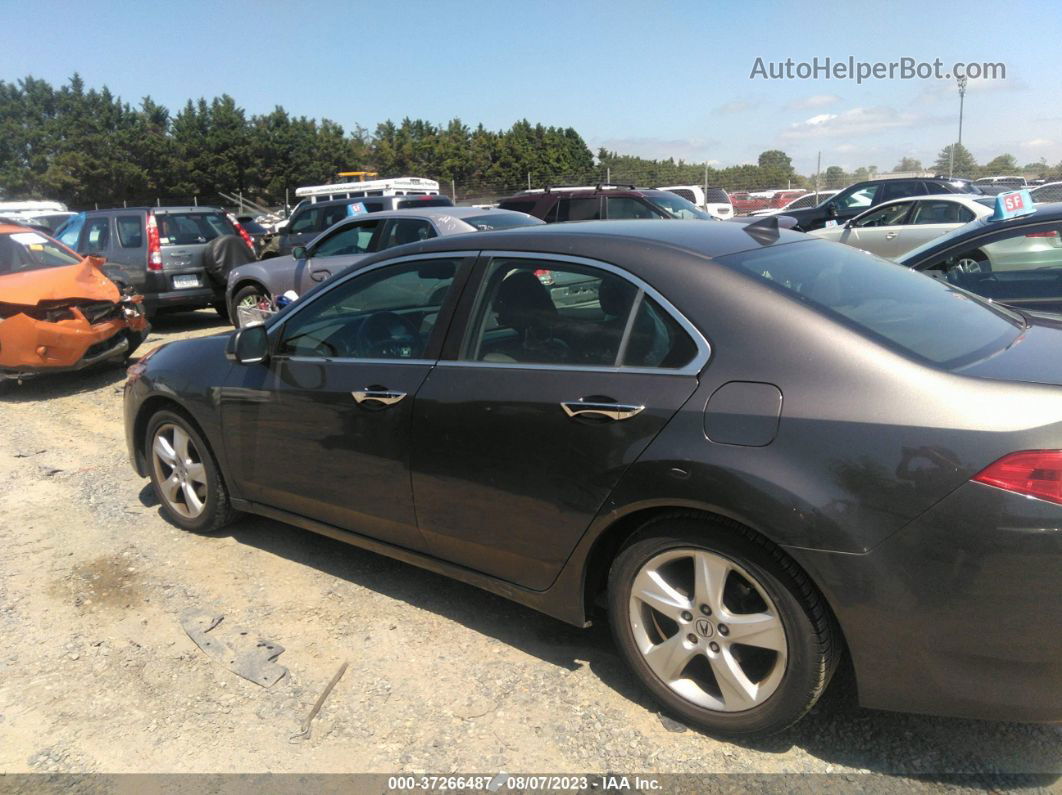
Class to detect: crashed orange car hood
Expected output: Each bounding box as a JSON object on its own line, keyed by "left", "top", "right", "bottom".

{"left": 0, "top": 256, "right": 119, "bottom": 305}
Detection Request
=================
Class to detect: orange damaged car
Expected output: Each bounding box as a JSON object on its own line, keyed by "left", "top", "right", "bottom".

{"left": 0, "top": 225, "right": 149, "bottom": 382}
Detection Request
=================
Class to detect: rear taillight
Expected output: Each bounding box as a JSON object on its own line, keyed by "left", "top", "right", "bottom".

{"left": 972, "top": 451, "right": 1062, "bottom": 505}
{"left": 1025, "top": 230, "right": 1059, "bottom": 238}
{"left": 147, "top": 213, "right": 162, "bottom": 271}
{"left": 534, "top": 268, "right": 554, "bottom": 286}
{"left": 226, "top": 212, "right": 256, "bottom": 254}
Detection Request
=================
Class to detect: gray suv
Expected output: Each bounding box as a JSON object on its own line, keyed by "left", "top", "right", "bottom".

{"left": 55, "top": 207, "right": 255, "bottom": 317}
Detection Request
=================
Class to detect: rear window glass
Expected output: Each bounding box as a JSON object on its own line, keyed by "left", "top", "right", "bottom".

{"left": 717, "top": 239, "right": 1023, "bottom": 369}
{"left": 705, "top": 188, "right": 730, "bottom": 204}
{"left": 462, "top": 212, "right": 543, "bottom": 230}
{"left": 156, "top": 212, "right": 231, "bottom": 245}
{"left": 396, "top": 198, "right": 453, "bottom": 210}
{"left": 0, "top": 231, "right": 81, "bottom": 275}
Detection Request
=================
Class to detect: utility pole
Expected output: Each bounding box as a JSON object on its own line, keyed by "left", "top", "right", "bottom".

{"left": 815, "top": 150, "right": 821, "bottom": 198}
{"left": 451, "top": 178, "right": 456, "bottom": 202}
{"left": 948, "top": 76, "right": 968, "bottom": 179}
{"left": 703, "top": 161, "right": 708, "bottom": 198}
{"left": 527, "top": 172, "right": 531, "bottom": 190}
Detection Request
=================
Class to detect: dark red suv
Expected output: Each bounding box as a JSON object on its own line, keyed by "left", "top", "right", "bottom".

{"left": 498, "top": 185, "right": 712, "bottom": 222}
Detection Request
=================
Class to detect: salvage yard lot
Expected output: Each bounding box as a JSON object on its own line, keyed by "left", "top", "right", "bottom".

{"left": 0, "top": 311, "right": 1058, "bottom": 780}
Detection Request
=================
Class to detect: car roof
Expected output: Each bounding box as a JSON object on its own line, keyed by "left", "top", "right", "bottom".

{"left": 359, "top": 218, "right": 805, "bottom": 261}
{"left": 84, "top": 206, "right": 225, "bottom": 214}
{"left": 336, "top": 207, "right": 537, "bottom": 222}
{"left": 505, "top": 187, "right": 675, "bottom": 199}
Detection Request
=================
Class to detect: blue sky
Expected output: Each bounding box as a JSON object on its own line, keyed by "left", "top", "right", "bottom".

{"left": 2, "top": 0, "right": 1057, "bottom": 175}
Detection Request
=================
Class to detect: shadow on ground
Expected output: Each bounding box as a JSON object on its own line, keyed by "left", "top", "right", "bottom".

{"left": 187, "top": 509, "right": 1062, "bottom": 782}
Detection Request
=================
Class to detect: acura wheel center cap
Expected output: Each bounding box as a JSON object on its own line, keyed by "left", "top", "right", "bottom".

{"left": 695, "top": 618, "right": 714, "bottom": 638}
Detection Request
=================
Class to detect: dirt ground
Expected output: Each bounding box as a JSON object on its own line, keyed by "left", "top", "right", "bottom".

{"left": 0, "top": 309, "right": 1059, "bottom": 784}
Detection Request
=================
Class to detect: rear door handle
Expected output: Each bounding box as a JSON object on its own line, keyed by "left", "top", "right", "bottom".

{"left": 311, "top": 269, "right": 332, "bottom": 282}
{"left": 885, "top": 232, "right": 898, "bottom": 239}
{"left": 561, "top": 400, "right": 644, "bottom": 421}
{"left": 352, "top": 389, "right": 406, "bottom": 406}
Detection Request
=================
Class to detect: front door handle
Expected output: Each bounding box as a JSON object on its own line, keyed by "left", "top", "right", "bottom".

{"left": 885, "top": 231, "right": 898, "bottom": 239}
{"left": 311, "top": 268, "right": 332, "bottom": 282}
{"left": 352, "top": 389, "right": 406, "bottom": 406}
{"left": 560, "top": 400, "right": 644, "bottom": 421}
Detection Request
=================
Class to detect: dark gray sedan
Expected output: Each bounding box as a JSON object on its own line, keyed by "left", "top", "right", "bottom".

{"left": 125, "top": 219, "right": 1062, "bottom": 736}
{"left": 225, "top": 207, "right": 542, "bottom": 325}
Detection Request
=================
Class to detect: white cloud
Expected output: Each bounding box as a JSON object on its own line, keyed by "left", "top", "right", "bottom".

{"left": 781, "top": 106, "right": 927, "bottom": 140}
{"left": 787, "top": 94, "right": 842, "bottom": 110}
{"left": 1022, "top": 138, "right": 1053, "bottom": 149}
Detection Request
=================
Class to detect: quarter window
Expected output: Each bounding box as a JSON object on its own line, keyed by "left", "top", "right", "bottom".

{"left": 462, "top": 258, "right": 698, "bottom": 369}
{"left": 288, "top": 208, "right": 319, "bottom": 235}
{"left": 278, "top": 258, "right": 460, "bottom": 359}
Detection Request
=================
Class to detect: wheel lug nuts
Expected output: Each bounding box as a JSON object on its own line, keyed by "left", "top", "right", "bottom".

{"left": 681, "top": 611, "right": 692, "bottom": 621}
{"left": 686, "top": 634, "right": 697, "bottom": 644}
{"left": 718, "top": 624, "right": 729, "bottom": 636}
{"left": 700, "top": 604, "right": 711, "bottom": 616}
{"left": 709, "top": 642, "right": 720, "bottom": 653}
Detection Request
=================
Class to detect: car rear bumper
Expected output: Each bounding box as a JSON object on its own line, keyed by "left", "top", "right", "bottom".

{"left": 142, "top": 285, "right": 218, "bottom": 313}
{"left": 791, "top": 481, "right": 1062, "bottom": 723}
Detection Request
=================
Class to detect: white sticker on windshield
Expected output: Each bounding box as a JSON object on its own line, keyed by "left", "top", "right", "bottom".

{"left": 11, "top": 232, "right": 48, "bottom": 245}
{"left": 823, "top": 220, "right": 838, "bottom": 228}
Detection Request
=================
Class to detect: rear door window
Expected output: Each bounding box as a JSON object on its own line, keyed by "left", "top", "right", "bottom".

{"left": 462, "top": 258, "right": 698, "bottom": 369}
{"left": 853, "top": 202, "right": 913, "bottom": 227}
{"left": 909, "top": 201, "right": 975, "bottom": 225}
{"left": 116, "top": 215, "right": 145, "bottom": 248}
{"left": 881, "top": 181, "right": 926, "bottom": 202}
{"left": 379, "top": 219, "right": 436, "bottom": 249}
{"left": 606, "top": 197, "right": 659, "bottom": 219}
{"left": 557, "top": 197, "right": 602, "bottom": 221}
{"left": 320, "top": 204, "right": 350, "bottom": 231}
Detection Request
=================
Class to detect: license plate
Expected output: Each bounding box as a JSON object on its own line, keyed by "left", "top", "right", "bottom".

{"left": 172, "top": 275, "right": 200, "bottom": 289}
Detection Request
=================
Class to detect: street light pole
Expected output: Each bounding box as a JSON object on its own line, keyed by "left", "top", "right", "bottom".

{"left": 948, "top": 76, "right": 969, "bottom": 179}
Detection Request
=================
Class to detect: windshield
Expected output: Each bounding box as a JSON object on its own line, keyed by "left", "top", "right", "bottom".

{"left": 717, "top": 239, "right": 1023, "bottom": 369}
{"left": 0, "top": 231, "right": 82, "bottom": 275}
{"left": 647, "top": 193, "right": 712, "bottom": 220}
{"left": 462, "top": 212, "right": 544, "bottom": 231}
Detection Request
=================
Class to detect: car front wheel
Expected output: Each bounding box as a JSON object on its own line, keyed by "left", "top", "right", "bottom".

{"left": 146, "top": 409, "right": 238, "bottom": 533}
{"left": 608, "top": 516, "right": 839, "bottom": 736}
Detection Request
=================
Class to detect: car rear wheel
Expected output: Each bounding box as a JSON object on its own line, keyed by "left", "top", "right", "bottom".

{"left": 608, "top": 516, "right": 839, "bottom": 736}
{"left": 146, "top": 410, "right": 237, "bottom": 533}
{"left": 954, "top": 249, "right": 991, "bottom": 273}
{"left": 231, "top": 284, "right": 271, "bottom": 328}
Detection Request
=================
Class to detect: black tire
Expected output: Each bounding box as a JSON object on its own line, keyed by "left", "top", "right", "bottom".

{"left": 212, "top": 302, "right": 230, "bottom": 322}
{"left": 608, "top": 514, "right": 839, "bottom": 737}
{"left": 125, "top": 329, "right": 147, "bottom": 360}
{"left": 145, "top": 409, "right": 239, "bottom": 534}
{"left": 230, "top": 284, "right": 271, "bottom": 328}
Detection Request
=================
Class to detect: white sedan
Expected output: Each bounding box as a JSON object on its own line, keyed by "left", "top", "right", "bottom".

{"left": 808, "top": 194, "right": 990, "bottom": 259}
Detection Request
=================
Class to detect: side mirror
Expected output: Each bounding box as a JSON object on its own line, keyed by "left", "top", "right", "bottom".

{"left": 226, "top": 324, "right": 269, "bottom": 365}
{"left": 291, "top": 245, "right": 307, "bottom": 260}
{"left": 825, "top": 203, "right": 839, "bottom": 218}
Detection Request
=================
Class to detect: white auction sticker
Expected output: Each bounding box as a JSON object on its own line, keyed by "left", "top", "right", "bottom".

{"left": 11, "top": 232, "right": 48, "bottom": 245}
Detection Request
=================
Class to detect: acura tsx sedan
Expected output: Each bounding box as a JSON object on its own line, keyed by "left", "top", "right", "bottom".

{"left": 124, "top": 219, "right": 1062, "bottom": 736}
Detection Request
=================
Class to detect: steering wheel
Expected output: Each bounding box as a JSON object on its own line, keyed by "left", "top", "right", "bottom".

{"left": 354, "top": 311, "right": 421, "bottom": 359}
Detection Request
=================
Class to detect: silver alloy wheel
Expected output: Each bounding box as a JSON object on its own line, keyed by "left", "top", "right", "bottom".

{"left": 629, "top": 548, "right": 788, "bottom": 712}
{"left": 237, "top": 292, "right": 266, "bottom": 308}
{"left": 151, "top": 423, "right": 209, "bottom": 520}
{"left": 956, "top": 256, "right": 986, "bottom": 273}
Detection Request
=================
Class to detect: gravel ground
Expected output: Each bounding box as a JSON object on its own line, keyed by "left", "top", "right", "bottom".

{"left": 0, "top": 310, "right": 1059, "bottom": 789}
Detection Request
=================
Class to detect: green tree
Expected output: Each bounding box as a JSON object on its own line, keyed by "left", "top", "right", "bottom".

{"left": 982, "top": 153, "right": 1018, "bottom": 175}
{"left": 892, "top": 157, "right": 923, "bottom": 173}
{"left": 932, "top": 143, "right": 977, "bottom": 178}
